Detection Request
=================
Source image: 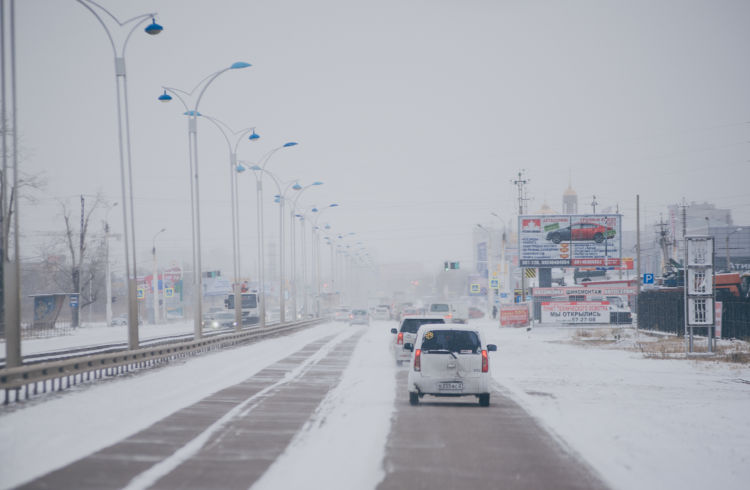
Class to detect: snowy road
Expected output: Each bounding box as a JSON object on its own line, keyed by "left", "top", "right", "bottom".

{"left": 2, "top": 319, "right": 750, "bottom": 489}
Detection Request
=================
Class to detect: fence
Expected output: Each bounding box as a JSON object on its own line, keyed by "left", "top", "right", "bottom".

{"left": 637, "top": 289, "right": 750, "bottom": 340}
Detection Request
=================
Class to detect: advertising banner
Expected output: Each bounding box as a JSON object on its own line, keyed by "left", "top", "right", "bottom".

{"left": 532, "top": 286, "right": 637, "bottom": 297}
{"left": 519, "top": 214, "right": 621, "bottom": 267}
{"left": 500, "top": 304, "right": 530, "bottom": 327}
{"left": 541, "top": 301, "right": 611, "bottom": 324}
{"left": 715, "top": 302, "right": 723, "bottom": 338}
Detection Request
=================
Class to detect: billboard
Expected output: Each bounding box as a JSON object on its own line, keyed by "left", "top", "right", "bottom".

{"left": 500, "top": 304, "right": 530, "bottom": 326}
{"left": 541, "top": 301, "right": 610, "bottom": 324}
{"left": 519, "top": 214, "right": 621, "bottom": 267}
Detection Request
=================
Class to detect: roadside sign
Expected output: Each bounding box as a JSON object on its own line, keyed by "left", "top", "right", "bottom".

{"left": 164, "top": 287, "right": 174, "bottom": 298}
{"left": 69, "top": 294, "right": 79, "bottom": 308}
{"left": 643, "top": 273, "right": 654, "bottom": 285}
{"left": 715, "top": 302, "right": 722, "bottom": 338}
{"left": 490, "top": 279, "right": 499, "bottom": 289}
{"left": 470, "top": 283, "right": 480, "bottom": 294}
{"left": 137, "top": 287, "right": 145, "bottom": 300}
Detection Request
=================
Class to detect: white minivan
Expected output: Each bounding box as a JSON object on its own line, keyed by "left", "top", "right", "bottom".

{"left": 428, "top": 302, "right": 468, "bottom": 324}
{"left": 405, "top": 324, "right": 497, "bottom": 406}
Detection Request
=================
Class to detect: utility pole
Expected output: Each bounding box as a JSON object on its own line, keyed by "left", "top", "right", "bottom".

{"left": 591, "top": 195, "right": 598, "bottom": 214}
{"left": 636, "top": 195, "right": 641, "bottom": 337}
{"left": 512, "top": 170, "right": 529, "bottom": 301}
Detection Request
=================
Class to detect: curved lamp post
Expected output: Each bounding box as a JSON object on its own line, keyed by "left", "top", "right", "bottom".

{"left": 310, "top": 204, "right": 339, "bottom": 315}
{"left": 243, "top": 165, "right": 298, "bottom": 324}
{"left": 77, "top": 0, "right": 162, "bottom": 351}
{"left": 152, "top": 228, "right": 166, "bottom": 324}
{"left": 199, "top": 114, "right": 259, "bottom": 330}
{"left": 476, "top": 224, "right": 493, "bottom": 316}
{"left": 289, "top": 182, "right": 323, "bottom": 319}
{"left": 235, "top": 142, "right": 297, "bottom": 327}
{"left": 158, "top": 61, "right": 251, "bottom": 338}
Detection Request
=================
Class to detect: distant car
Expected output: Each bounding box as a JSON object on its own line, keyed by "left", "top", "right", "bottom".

{"left": 202, "top": 311, "right": 236, "bottom": 329}
{"left": 390, "top": 316, "right": 446, "bottom": 366}
{"left": 333, "top": 307, "right": 351, "bottom": 322}
{"left": 372, "top": 306, "right": 391, "bottom": 321}
{"left": 406, "top": 324, "right": 497, "bottom": 407}
{"left": 399, "top": 307, "right": 421, "bottom": 321}
{"left": 546, "top": 223, "right": 615, "bottom": 244}
{"left": 349, "top": 309, "right": 370, "bottom": 325}
{"left": 111, "top": 316, "right": 127, "bottom": 326}
{"left": 468, "top": 306, "right": 485, "bottom": 319}
{"left": 428, "top": 303, "right": 455, "bottom": 322}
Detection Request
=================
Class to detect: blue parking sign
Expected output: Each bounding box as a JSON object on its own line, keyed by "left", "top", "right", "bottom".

{"left": 643, "top": 273, "right": 654, "bottom": 285}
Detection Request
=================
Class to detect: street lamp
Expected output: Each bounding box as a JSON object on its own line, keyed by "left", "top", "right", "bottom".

{"left": 726, "top": 227, "right": 744, "bottom": 272}
{"left": 289, "top": 182, "right": 324, "bottom": 319}
{"left": 477, "top": 224, "right": 494, "bottom": 317}
{"left": 490, "top": 212, "right": 510, "bottom": 297}
{"left": 199, "top": 114, "right": 259, "bottom": 331}
{"left": 152, "top": 228, "right": 166, "bottom": 324}
{"left": 77, "top": 0, "right": 163, "bottom": 351}
{"left": 104, "top": 202, "right": 118, "bottom": 328}
{"left": 310, "top": 204, "right": 339, "bottom": 315}
{"left": 236, "top": 142, "right": 298, "bottom": 326}
{"left": 158, "top": 61, "right": 252, "bottom": 338}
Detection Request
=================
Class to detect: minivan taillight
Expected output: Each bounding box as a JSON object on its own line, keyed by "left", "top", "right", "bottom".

{"left": 397, "top": 332, "right": 403, "bottom": 345}
{"left": 414, "top": 349, "right": 421, "bottom": 371}
{"left": 481, "top": 350, "right": 489, "bottom": 373}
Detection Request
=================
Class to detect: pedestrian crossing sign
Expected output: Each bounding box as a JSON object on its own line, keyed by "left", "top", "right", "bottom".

{"left": 165, "top": 287, "right": 174, "bottom": 298}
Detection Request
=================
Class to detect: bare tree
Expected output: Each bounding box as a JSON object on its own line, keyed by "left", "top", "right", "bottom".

{"left": 39, "top": 194, "right": 108, "bottom": 327}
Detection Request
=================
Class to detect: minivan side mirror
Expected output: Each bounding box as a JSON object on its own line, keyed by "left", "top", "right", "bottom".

{"left": 390, "top": 328, "right": 397, "bottom": 334}
{"left": 404, "top": 343, "right": 414, "bottom": 352}
{"left": 487, "top": 344, "right": 497, "bottom": 352}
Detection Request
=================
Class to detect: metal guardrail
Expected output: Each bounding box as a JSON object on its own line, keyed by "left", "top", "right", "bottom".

{"left": 0, "top": 319, "right": 323, "bottom": 405}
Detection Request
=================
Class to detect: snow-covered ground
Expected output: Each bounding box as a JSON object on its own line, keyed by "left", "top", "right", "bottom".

{"left": 483, "top": 322, "right": 750, "bottom": 490}
{"left": 1, "top": 321, "right": 196, "bottom": 358}
{"left": 1, "top": 319, "right": 749, "bottom": 490}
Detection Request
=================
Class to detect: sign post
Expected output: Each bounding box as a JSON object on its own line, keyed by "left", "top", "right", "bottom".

{"left": 684, "top": 236, "right": 715, "bottom": 354}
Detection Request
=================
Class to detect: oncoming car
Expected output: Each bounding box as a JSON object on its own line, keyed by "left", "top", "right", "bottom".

{"left": 203, "top": 311, "right": 236, "bottom": 329}
{"left": 405, "top": 325, "right": 497, "bottom": 407}
{"left": 390, "top": 316, "right": 446, "bottom": 366}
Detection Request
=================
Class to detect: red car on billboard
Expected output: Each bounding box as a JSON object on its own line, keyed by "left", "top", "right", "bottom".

{"left": 546, "top": 223, "right": 615, "bottom": 244}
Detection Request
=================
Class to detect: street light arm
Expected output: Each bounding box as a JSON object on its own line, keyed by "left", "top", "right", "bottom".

{"left": 199, "top": 114, "right": 257, "bottom": 156}
{"left": 76, "top": 1, "right": 157, "bottom": 58}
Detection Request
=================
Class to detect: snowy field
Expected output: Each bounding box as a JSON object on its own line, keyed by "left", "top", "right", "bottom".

{"left": 1, "top": 319, "right": 749, "bottom": 489}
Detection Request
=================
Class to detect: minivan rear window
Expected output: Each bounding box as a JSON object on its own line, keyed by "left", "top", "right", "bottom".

{"left": 400, "top": 318, "right": 445, "bottom": 334}
{"left": 430, "top": 304, "right": 450, "bottom": 312}
{"left": 421, "top": 330, "right": 481, "bottom": 354}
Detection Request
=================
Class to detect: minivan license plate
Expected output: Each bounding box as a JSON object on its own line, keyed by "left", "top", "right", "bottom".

{"left": 438, "top": 382, "right": 463, "bottom": 391}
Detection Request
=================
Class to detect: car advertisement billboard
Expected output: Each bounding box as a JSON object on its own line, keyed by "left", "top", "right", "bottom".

{"left": 519, "top": 214, "right": 621, "bottom": 267}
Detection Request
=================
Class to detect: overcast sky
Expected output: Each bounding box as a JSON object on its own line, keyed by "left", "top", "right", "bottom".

{"left": 14, "top": 0, "right": 750, "bottom": 278}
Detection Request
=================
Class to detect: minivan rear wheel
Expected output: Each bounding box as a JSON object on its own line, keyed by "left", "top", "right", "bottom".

{"left": 478, "top": 393, "right": 490, "bottom": 407}
{"left": 409, "top": 392, "right": 419, "bottom": 406}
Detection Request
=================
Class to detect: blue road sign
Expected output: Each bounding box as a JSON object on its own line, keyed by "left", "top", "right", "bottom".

{"left": 643, "top": 273, "right": 655, "bottom": 285}
{"left": 69, "top": 294, "right": 79, "bottom": 308}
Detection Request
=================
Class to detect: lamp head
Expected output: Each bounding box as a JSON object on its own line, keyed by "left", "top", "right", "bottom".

{"left": 312, "top": 181, "right": 323, "bottom": 186}
{"left": 329, "top": 203, "right": 339, "bottom": 208}
{"left": 158, "top": 90, "right": 172, "bottom": 102}
{"left": 249, "top": 165, "right": 262, "bottom": 171}
{"left": 230, "top": 62, "right": 252, "bottom": 69}
{"left": 144, "top": 18, "right": 163, "bottom": 35}
{"left": 249, "top": 130, "right": 260, "bottom": 141}
{"left": 292, "top": 183, "right": 303, "bottom": 191}
{"left": 283, "top": 142, "right": 298, "bottom": 148}
{"left": 236, "top": 164, "right": 246, "bottom": 173}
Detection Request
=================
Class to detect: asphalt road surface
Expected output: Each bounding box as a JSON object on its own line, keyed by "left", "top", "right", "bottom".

{"left": 20, "top": 328, "right": 607, "bottom": 490}
{"left": 378, "top": 370, "right": 608, "bottom": 490}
